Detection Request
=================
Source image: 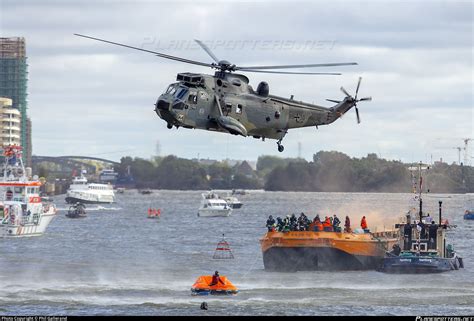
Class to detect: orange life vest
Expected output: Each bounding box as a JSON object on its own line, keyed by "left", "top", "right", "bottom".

{"left": 361, "top": 218, "right": 368, "bottom": 229}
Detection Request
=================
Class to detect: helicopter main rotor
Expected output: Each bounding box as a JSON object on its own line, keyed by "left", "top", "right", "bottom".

{"left": 74, "top": 34, "right": 357, "bottom": 75}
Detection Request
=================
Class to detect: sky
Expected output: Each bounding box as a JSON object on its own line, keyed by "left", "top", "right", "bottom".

{"left": 0, "top": 0, "right": 472, "bottom": 164}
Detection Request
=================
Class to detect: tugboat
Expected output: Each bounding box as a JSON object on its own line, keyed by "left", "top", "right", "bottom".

{"left": 379, "top": 162, "right": 464, "bottom": 273}
{"left": 0, "top": 145, "right": 58, "bottom": 237}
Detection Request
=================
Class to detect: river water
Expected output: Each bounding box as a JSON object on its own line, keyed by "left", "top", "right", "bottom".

{"left": 1, "top": 191, "right": 473, "bottom": 316}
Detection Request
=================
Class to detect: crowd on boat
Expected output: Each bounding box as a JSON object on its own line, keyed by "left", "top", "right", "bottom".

{"left": 265, "top": 213, "right": 370, "bottom": 233}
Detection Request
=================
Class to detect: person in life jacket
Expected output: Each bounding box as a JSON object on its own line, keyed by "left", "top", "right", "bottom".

{"left": 209, "top": 271, "right": 225, "bottom": 286}
{"left": 312, "top": 215, "right": 322, "bottom": 231}
{"left": 344, "top": 216, "right": 351, "bottom": 233}
{"left": 266, "top": 215, "right": 276, "bottom": 231}
{"left": 361, "top": 216, "right": 368, "bottom": 232}
{"left": 323, "top": 216, "right": 333, "bottom": 232}
{"left": 332, "top": 214, "right": 341, "bottom": 232}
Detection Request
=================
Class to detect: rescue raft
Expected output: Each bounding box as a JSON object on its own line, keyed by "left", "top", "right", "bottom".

{"left": 191, "top": 275, "right": 238, "bottom": 296}
{"left": 260, "top": 230, "right": 398, "bottom": 272}
{"left": 464, "top": 210, "right": 474, "bottom": 220}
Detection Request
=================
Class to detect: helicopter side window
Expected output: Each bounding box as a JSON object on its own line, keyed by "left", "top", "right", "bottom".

{"left": 188, "top": 93, "right": 197, "bottom": 104}
{"left": 236, "top": 104, "right": 243, "bottom": 114}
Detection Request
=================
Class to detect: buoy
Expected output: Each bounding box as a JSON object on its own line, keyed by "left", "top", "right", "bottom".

{"left": 212, "top": 234, "right": 234, "bottom": 260}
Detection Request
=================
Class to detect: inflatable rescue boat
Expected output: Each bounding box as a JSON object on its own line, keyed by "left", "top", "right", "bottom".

{"left": 191, "top": 275, "right": 238, "bottom": 295}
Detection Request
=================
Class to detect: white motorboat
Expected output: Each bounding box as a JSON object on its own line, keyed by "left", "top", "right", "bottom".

{"left": 198, "top": 192, "right": 232, "bottom": 217}
{"left": 65, "top": 172, "right": 115, "bottom": 204}
{"left": 223, "top": 194, "right": 243, "bottom": 209}
{"left": 0, "top": 145, "right": 58, "bottom": 237}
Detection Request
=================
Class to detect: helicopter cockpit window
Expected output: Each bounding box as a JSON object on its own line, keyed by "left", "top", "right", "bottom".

{"left": 166, "top": 84, "right": 178, "bottom": 95}
{"left": 175, "top": 87, "right": 188, "bottom": 100}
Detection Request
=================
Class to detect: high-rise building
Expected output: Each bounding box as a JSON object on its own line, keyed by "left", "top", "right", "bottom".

{"left": 0, "top": 37, "right": 30, "bottom": 164}
{"left": 0, "top": 97, "right": 22, "bottom": 146}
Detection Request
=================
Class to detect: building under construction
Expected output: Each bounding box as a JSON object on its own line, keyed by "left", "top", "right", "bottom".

{"left": 0, "top": 37, "right": 31, "bottom": 166}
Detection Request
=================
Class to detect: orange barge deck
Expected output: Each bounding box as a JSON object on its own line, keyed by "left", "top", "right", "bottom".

{"left": 260, "top": 230, "right": 398, "bottom": 271}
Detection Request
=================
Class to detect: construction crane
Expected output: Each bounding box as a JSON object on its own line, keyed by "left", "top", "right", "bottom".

{"left": 463, "top": 138, "right": 472, "bottom": 166}
{"left": 452, "top": 147, "right": 462, "bottom": 165}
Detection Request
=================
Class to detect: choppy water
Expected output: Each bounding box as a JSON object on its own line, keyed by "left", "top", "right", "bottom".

{"left": 1, "top": 191, "right": 473, "bottom": 316}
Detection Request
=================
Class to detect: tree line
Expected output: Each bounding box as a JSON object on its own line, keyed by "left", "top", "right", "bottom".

{"left": 112, "top": 151, "right": 474, "bottom": 193}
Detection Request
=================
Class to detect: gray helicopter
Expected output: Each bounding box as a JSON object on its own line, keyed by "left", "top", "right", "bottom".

{"left": 75, "top": 34, "right": 371, "bottom": 152}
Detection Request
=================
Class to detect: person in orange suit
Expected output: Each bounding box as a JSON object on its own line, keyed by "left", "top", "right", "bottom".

{"left": 209, "top": 271, "right": 225, "bottom": 286}
{"left": 361, "top": 216, "right": 368, "bottom": 232}
{"left": 323, "top": 216, "right": 333, "bottom": 232}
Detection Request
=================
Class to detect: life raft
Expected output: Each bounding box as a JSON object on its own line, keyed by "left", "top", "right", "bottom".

{"left": 191, "top": 275, "right": 238, "bottom": 296}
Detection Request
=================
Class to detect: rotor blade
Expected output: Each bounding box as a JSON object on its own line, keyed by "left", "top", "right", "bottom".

{"left": 235, "top": 62, "right": 357, "bottom": 71}
{"left": 340, "top": 86, "right": 351, "bottom": 97}
{"left": 359, "top": 97, "right": 372, "bottom": 101}
{"left": 74, "top": 34, "right": 215, "bottom": 68}
{"left": 355, "top": 107, "right": 361, "bottom": 124}
{"left": 240, "top": 69, "right": 341, "bottom": 75}
{"left": 326, "top": 99, "right": 341, "bottom": 103}
{"left": 355, "top": 76, "right": 362, "bottom": 100}
{"left": 194, "top": 39, "right": 220, "bottom": 64}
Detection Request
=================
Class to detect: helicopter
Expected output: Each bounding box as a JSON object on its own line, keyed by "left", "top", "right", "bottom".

{"left": 75, "top": 34, "right": 371, "bottom": 152}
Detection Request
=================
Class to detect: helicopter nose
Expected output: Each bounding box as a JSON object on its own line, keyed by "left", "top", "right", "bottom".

{"left": 155, "top": 98, "right": 170, "bottom": 111}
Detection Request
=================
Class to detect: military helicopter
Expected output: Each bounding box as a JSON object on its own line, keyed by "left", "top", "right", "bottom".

{"left": 75, "top": 34, "right": 371, "bottom": 152}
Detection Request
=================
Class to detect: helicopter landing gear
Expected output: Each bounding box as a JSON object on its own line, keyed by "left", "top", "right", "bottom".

{"left": 167, "top": 123, "right": 173, "bottom": 129}
{"left": 277, "top": 140, "right": 284, "bottom": 152}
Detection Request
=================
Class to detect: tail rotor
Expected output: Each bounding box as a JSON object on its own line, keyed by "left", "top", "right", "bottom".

{"left": 340, "top": 76, "right": 372, "bottom": 124}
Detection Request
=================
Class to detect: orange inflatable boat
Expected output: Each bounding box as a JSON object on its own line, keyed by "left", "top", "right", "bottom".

{"left": 191, "top": 275, "right": 238, "bottom": 295}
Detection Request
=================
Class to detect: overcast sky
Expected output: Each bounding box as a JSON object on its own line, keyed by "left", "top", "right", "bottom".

{"left": 0, "top": 0, "right": 472, "bottom": 164}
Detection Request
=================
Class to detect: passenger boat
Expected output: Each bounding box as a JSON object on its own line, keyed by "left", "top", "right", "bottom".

{"left": 379, "top": 162, "right": 464, "bottom": 273}
{"left": 260, "top": 229, "right": 398, "bottom": 271}
{"left": 464, "top": 210, "right": 474, "bottom": 220}
{"left": 65, "top": 172, "right": 115, "bottom": 204}
{"left": 197, "top": 192, "right": 232, "bottom": 217}
{"left": 0, "top": 145, "right": 58, "bottom": 237}
{"left": 191, "top": 275, "right": 238, "bottom": 295}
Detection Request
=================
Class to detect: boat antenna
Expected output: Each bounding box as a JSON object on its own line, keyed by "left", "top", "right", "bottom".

{"left": 438, "top": 201, "right": 442, "bottom": 226}
{"left": 418, "top": 161, "right": 423, "bottom": 222}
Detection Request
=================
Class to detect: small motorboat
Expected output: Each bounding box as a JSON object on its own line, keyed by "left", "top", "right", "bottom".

{"left": 464, "top": 210, "right": 474, "bottom": 220}
{"left": 198, "top": 192, "right": 232, "bottom": 217}
{"left": 66, "top": 203, "right": 87, "bottom": 218}
{"left": 191, "top": 275, "right": 238, "bottom": 296}
{"left": 139, "top": 189, "right": 153, "bottom": 195}
{"left": 223, "top": 194, "right": 243, "bottom": 209}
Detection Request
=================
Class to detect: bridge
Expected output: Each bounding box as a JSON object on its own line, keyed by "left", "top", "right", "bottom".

{"left": 32, "top": 155, "right": 120, "bottom": 177}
